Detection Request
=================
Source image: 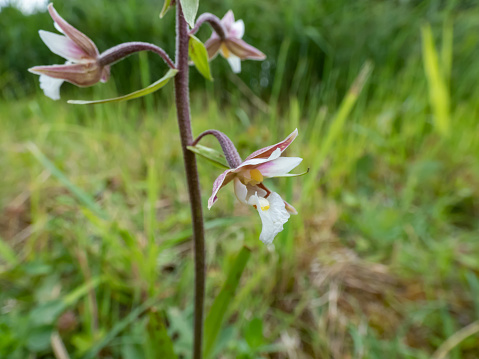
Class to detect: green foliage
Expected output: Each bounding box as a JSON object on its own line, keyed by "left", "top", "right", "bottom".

{"left": 203, "top": 246, "right": 251, "bottom": 358}
{"left": 421, "top": 23, "right": 451, "bottom": 136}
{"left": 160, "top": 0, "right": 172, "bottom": 18}
{"left": 2, "top": 0, "right": 479, "bottom": 108}
{"left": 1, "top": 0, "right": 479, "bottom": 358}
{"left": 189, "top": 35, "right": 213, "bottom": 81}
{"left": 179, "top": 0, "right": 199, "bottom": 28}
{"left": 187, "top": 144, "right": 229, "bottom": 169}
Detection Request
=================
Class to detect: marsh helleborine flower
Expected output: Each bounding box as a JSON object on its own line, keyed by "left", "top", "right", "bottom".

{"left": 209, "top": 129, "right": 301, "bottom": 244}
{"left": 205, "top": 10, "right": 266, "bottom": 73}
{"left": 29, "top": 4, "right": 110, "bottom": 100}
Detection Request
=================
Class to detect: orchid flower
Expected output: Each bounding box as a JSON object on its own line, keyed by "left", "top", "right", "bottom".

{"left": 204, "top": 10, "right": 266, "bottom": 73}
{"left": 28, "top": 4, "right": 110, "bottom": 100}
{"left": 208, "top": 129, "right": 301, "bottom": 244}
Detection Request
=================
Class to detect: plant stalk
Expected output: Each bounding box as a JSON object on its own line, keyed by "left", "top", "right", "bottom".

{"left": 99, "top": 42, "right": 176, "bottom": 69}
{"left": 192, "top": 130, "right": 242, "bottom": 168}
{"left": 174, "top": 4, "right": 205, "bottom": 359}
{"left": 189, "top": 13, "right": 227, "bottom": 39}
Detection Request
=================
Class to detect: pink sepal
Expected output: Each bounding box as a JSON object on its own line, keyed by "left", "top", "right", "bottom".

{"left": 225, "top": 38, "right": 266, "bottom": 60}
{"left": 29, "top": 62, "right": 103, "bottom": 87}
{"left": 208, "top": 170, "right": 235, "bottom": 209}
{"left": 245, "top": 129, "right": 298, "bottom": 161}
{"left": 48, "top": 4, "right": 99, "bottom": 59}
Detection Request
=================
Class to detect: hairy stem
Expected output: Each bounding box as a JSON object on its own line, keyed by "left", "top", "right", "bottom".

{"left": 189, "top": 13, "right": 227, "bottom": 39}
{"left": 99, "top": 42, "right": 176, "bottom": 69}
{"left": 192, "top": 130, "right": 242, "bottom": 168}
{"left": 174, "top": 4, "right": 205, "bottom": 359}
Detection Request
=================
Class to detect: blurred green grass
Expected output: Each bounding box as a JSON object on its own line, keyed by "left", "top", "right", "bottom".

{"left": 1, "top": 0, "right": 479, "bottom": 358}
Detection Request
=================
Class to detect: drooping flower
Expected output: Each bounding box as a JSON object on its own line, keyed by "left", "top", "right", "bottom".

{"left": 209, "top": 129, "right": 301, "bottom": 244}
{"left": 28, "top": 4, "right": 110, "bottom": 100}
{"left": 205, "top": 10, "right": 266, "bottom": 73}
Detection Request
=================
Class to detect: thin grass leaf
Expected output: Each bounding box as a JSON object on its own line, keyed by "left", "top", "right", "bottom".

{"left": 441, "top": 19, "right": 453, "bottom": 87}
{"left": 160, "top": 0, "right": 172, "bottom": 18}
{"left": 432, "top": 321, "right": 479, "bottom": 359}
{"left": 421, "top": 24, "right": 450, "bottom": 136}
{"left": 203, "top": 246, "right": 251, "bottom": 358}
{"left": 63, "top": 277, "right": 103, "bottom": 306}
{"left": 30, "top": 277, "right": 103, "bottom": 327}
{"left": 146, "top": 159, "right": 158, "bottom": 244}
{"left": 466, "top": 271, "right": 479, "bottom": 319}
{"left": 304, "top": 61, "right": 373, "bottom": 195}
{"left": 27, "top": 143, "right": 108, "bottom": 219}
{"left": 146, "top": 310, "right": 178, "bottom": 359}
{"left": 68, "top": 69, "right": 178, "bottom": 105}
{"left": 269, "top": 37, "right": 291, "bottom": 137}
{"left": 160, "top": 217, "right": 248, "bottom": 249}
{"left": 0, "top": 235, "right": 18, "bottom": 267}
{"left": 83, "top": 297, "right": 159, "bottom": 359}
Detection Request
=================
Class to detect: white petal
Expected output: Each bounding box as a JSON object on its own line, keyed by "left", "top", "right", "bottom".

{"left": 39, "top": 30, "right": 86, "bottom": 61}
{"left": 222, "top": 10, "right": 235, "bottom": 29}
{"left": 39, "top": 75, "right": 64, "bottom": 100}
{"left": 252, "top": 192, "right": 290, "bottom": 244}
{"left": 234, "top": 178, "right": 248, "bottom": 204}
{"left": 234, "top": 178, "right": 267, "bottom": 205}
{"left": 227, "top": 55, "right": 241, "bottom": 73}
{"left": 230, "top": 20, "right": 245, "bottom": 39}
{"left": 256, "top": 157, "right": 303, "bottom": 177}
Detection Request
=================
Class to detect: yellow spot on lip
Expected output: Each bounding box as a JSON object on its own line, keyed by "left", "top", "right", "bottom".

{"left": 221, "top": 44, "right": 230, "bottom": 58}
{"left": 253, "top": 205, "right": 270, "bottom": 211}
{"left": 250, "top": 169, "right": 263, "bottom": 183}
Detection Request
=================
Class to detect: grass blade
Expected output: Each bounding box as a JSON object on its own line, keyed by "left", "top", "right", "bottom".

{"left": 27, "top": 143, "right": 108, "bottom": 220}
{"left": 160, "top": 0, "right": 172, "bottom": 18}
{"left": 269, "top": 37, "right": 291, "bottom": 136}
{"left": 203, "top": 246, "right": 251, "bottom": 358}
{"left": 441, "top": 19, "right": 453, "bottom": 87}
{"left": 83, "top": 297, "right": 159, "bottom": 359}
{"left": 146, "top": 310, "right": 178, "bottom": 359}
{"left": 0, "top": 235, "right": 18, "bottom": 267}
{"left": 421, "top": 24, "right": 451, "bottom": 136}
{"left": 304, "top": 61, "right": 373, "bottom": 195}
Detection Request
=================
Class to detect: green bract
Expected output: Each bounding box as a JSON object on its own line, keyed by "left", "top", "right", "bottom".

{"left": 189, "top": 35, "right": 213, "bottom": 81}
{"left": 179, "top": 0, "right": 199, "bottom": 28}
{"left": 68, "top": 69, "right": 178, "bottom": 105}
{"left": 160, "top": 0, "right": 172, "bottom": 18}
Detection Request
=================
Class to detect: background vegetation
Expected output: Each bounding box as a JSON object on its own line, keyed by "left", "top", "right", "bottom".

{"left": 1, "top": 0, "right": 479, "bottom": 358}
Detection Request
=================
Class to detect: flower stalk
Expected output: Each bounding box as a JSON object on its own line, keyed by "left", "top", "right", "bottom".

{"left": 99, "top": 42, "right": 176, "bottom": 69}
{"left": 189, "top": 13, "right": 227, "bottom": 39}
{"left": 174, "top": 4, "right": 205, "bottom": 359}
{"left": 192, "top": 130, "right": 242, "bottom": 168}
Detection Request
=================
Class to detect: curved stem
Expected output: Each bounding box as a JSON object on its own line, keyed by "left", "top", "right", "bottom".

{"left": 189, "top": 12, "right": 227, "bottom": 39}
{"left": 174, "top": 4, "right": 205, "bottom": 359}
{"left": 99, "top": 42, "right": 176, "bottom": 69}
{"left": 193, "top": 130, "right": 242, "bottom": 168}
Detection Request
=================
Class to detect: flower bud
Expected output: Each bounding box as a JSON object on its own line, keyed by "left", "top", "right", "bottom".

{"left": 28, "top": 4, "right": 110, "bottom": 100}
